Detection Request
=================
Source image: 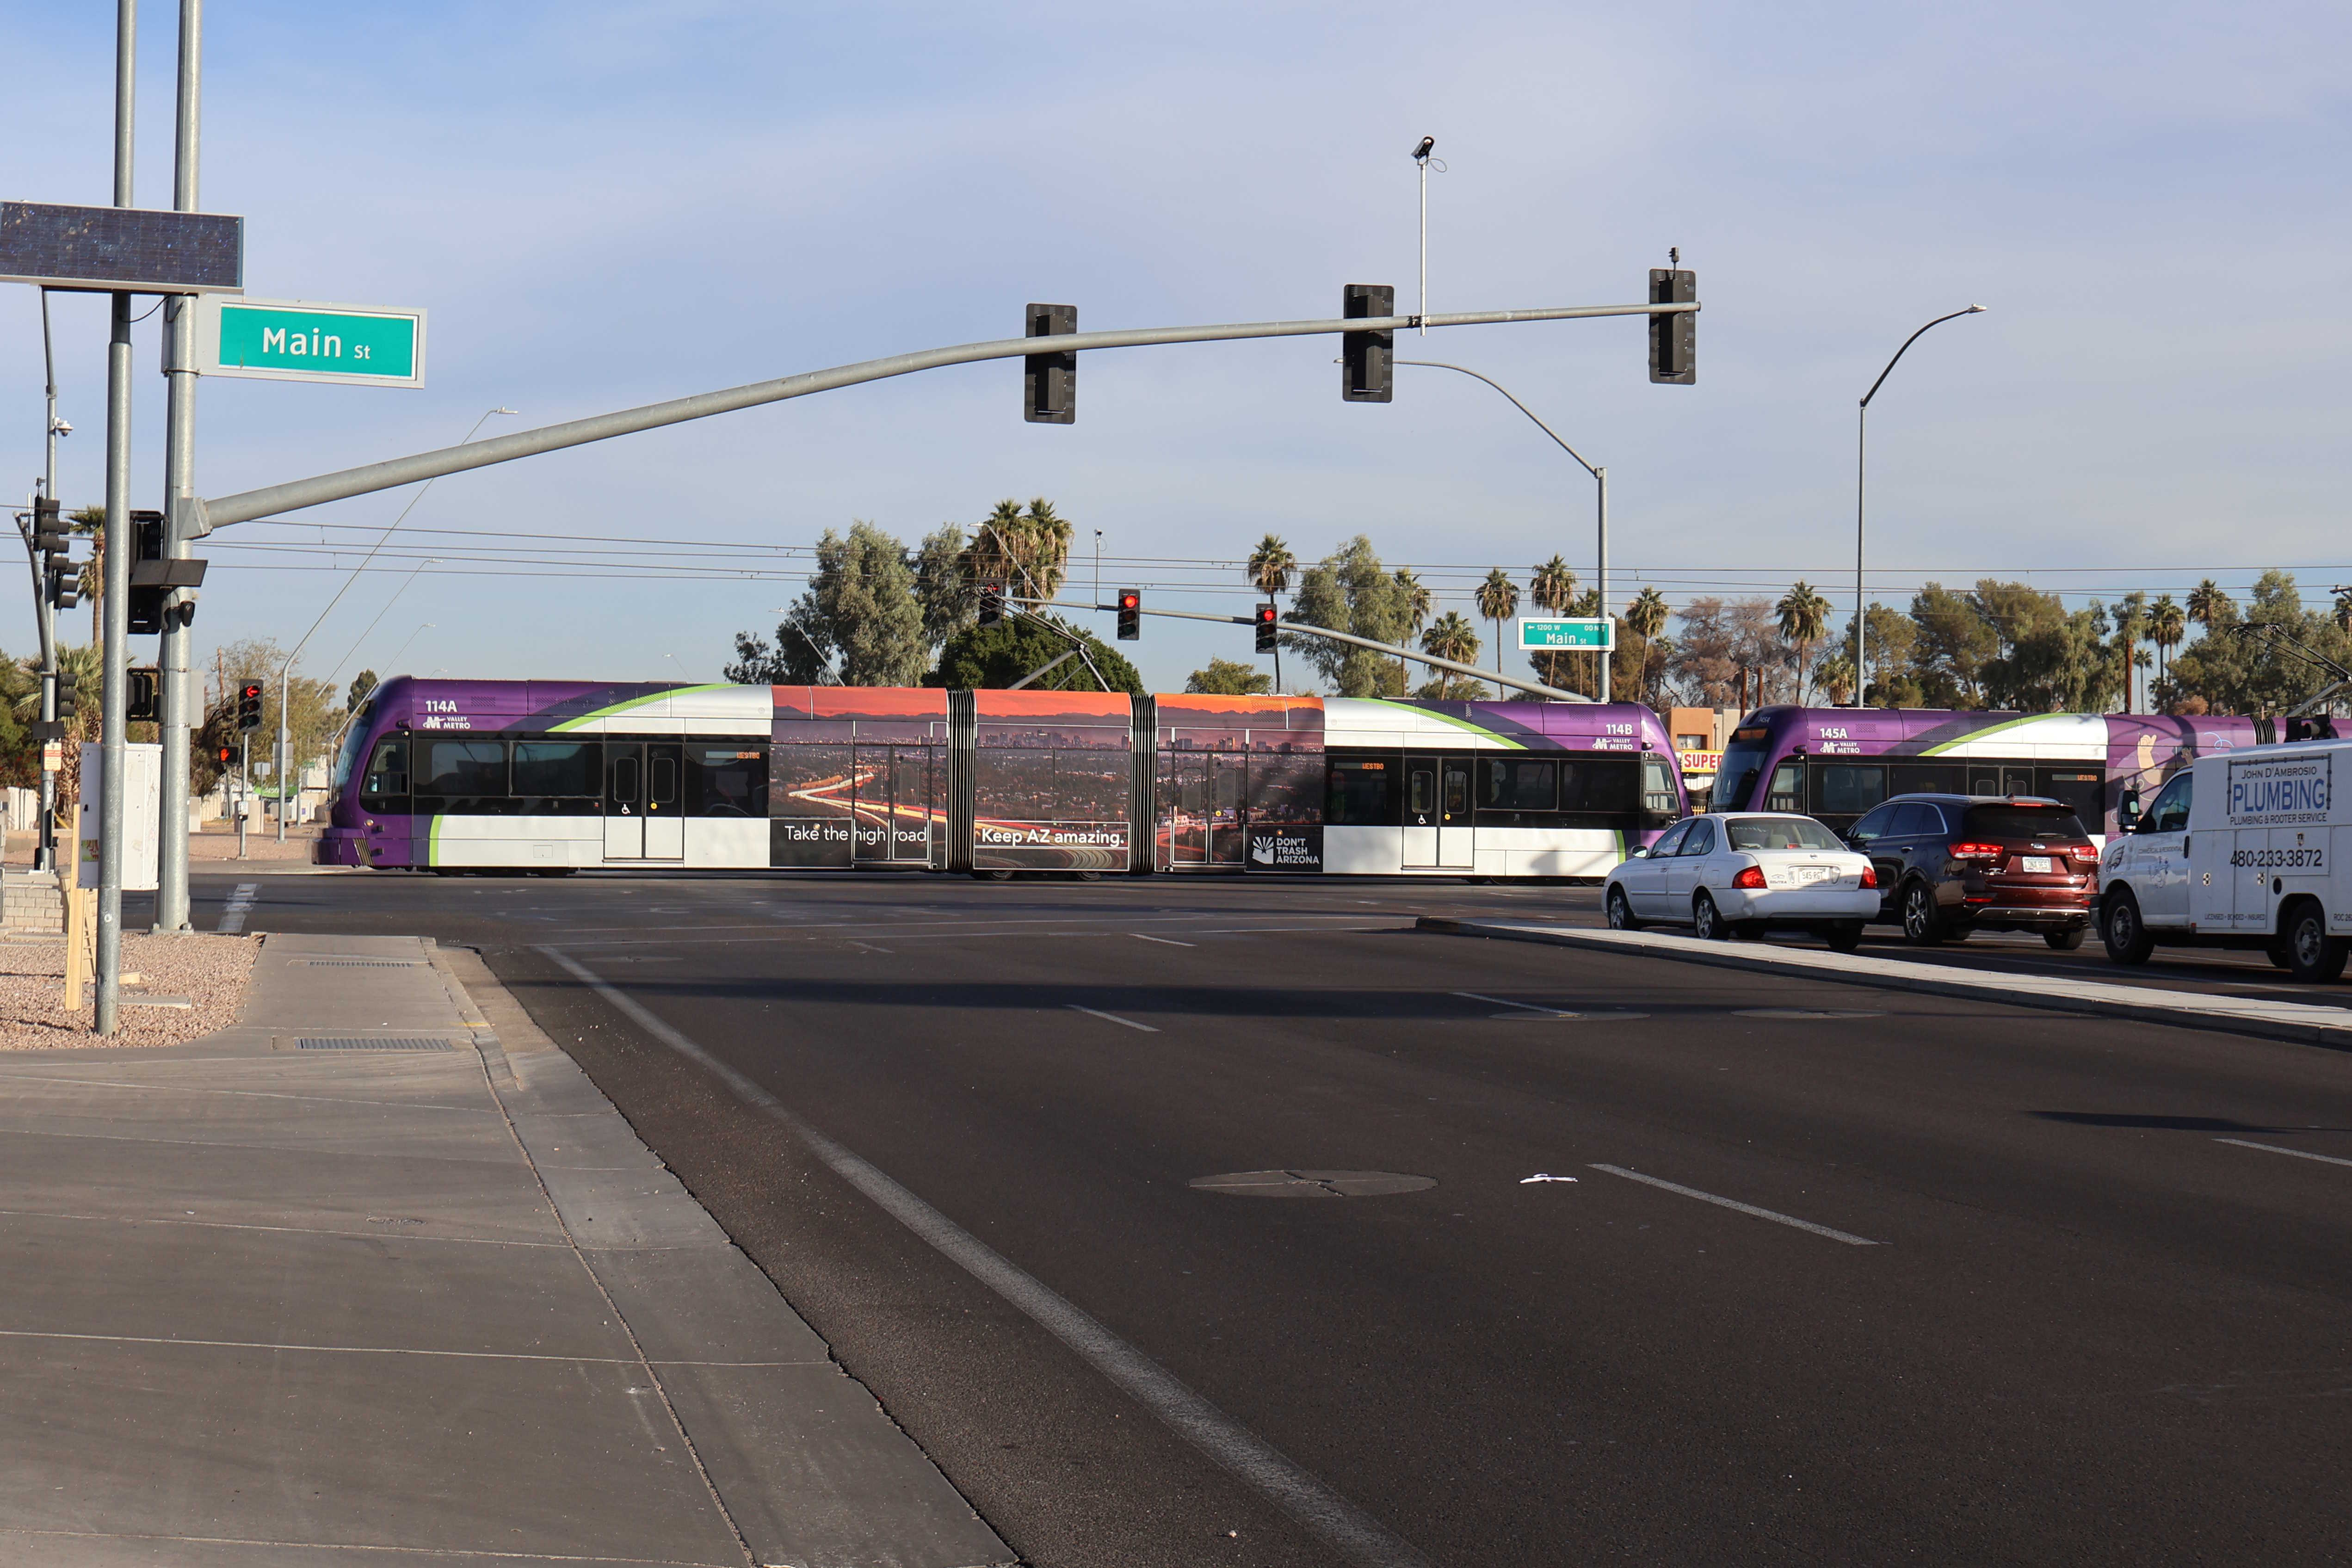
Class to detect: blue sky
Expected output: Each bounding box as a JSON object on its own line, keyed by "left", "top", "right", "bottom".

{"left": 6, "top": 0, "right": 2347, "bottom": 697}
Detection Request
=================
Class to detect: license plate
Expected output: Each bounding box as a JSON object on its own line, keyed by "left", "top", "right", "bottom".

{"left": 2019, "top": 855, "right": 2053, "bottom": 873}
{"left": 1785, "top": 864, "right": 1834, "bottom": 885}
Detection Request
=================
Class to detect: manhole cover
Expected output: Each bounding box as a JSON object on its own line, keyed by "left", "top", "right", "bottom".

{"left": 1732, "top": 1008, "right": 1885, "bottom": 1019}
{"left": 1190, "top": 1170, "right": 1435, "bottom": 1198}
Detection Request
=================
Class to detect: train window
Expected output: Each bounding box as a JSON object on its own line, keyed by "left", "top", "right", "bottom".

{"left": 1559, "top": 758, "right": 1639, "bottom": 814}
{"left": 416, "top": 740, "right": 507, "bottom": 797}
{"left": 1815, "top": 764, "right": 1886, "bottom": 816}
{"left": 1641, "top": 757, "right": 1679, "bottom": 818}
{"left": 1249, "top": 753, "right": 1322, "bottom": 824}
{"left": 610, "top": 753, "right": 641, "bottom": 806}
{"left": 1479, "top": 757, "right": 1556, "bottom": 811}
{"left": 361, "top": 739, "right": 408, "bottom": 803}
{"left": 1765, "top": 761, "right": 1803, "bottom": 813}
{"left": 1889, "top": 762, "right": 1965, "bottom": 797}
{"left": 512, "top": 741, "right": 600, "bottom": 798}
{"left": 649, "top": 754, "right": 679, "bottom": 810}
{"left": 2036, "top": 768, "right": 2105, "bottom": 825}
{"left": 1327, "top": 759, "right": 1395, "bottom": 826}
{"left": 690, "top": 747, "right": 768, "bottom": 817}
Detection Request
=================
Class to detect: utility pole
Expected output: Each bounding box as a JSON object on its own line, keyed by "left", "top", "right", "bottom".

{"left": 35, "top": 295, "right": 63, "bottom": 873}
{"left": 94, "top": 0, "right": 137, "bottom": 1035}
{"left": 154, "top": 0, "right": 202, "bottom": 931}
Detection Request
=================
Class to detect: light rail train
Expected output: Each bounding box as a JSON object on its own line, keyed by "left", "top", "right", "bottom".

{"left": 320, "top": 679, "right": 1686, "bottom": 877}
{"left": 1708, "top": 705, "right": 2272, "bottom": 838}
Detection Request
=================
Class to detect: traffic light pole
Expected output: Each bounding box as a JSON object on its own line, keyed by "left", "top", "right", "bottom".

{"left": 181, "top": 298, "right": 1698, "bottom": 534}
{"left": 37, "top": 295, "right": 62, "bottom": 874}
{"left": 96, "top": 0, "right": 136, "bottom": 1035}
{"left": 153, "top": 0, "right": 204, "bottom": 932}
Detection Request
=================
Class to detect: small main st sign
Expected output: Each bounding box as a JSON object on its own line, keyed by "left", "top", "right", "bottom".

{"left": 1517, "top": 616, "right": 1614, "bottom": 652}
{"left": 192, "top": 296, "right": 426, "bottom": 387}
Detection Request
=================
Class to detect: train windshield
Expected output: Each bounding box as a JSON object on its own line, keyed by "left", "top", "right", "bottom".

{"left": 1712, "top": 734, "right": 1771, "bottom": 812}
{"left": 331, "top": 700, "right": 376, "bottom": 793}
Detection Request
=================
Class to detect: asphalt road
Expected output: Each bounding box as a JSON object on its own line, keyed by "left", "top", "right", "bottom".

{"left": 182, "top": 869, "right": 2352, "bottom": 1566}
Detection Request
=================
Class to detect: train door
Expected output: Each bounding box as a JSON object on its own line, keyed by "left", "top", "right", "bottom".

{"left": 604, "top": 746, "right": 644, "bottom": 859}
{"left": 1210, "top": 754, "right": 1245, "bottom": 865}
{"left": 1437, "top": 756, "right": 1474, "bottom": 869}
{"left": 890, "top": 748, "right": 933, "bottom": 864}
{"left": 1402, "top": 754, "right": 1440, "bottom": 865}
{"left": 643, "top": 743, "right": 684, "bottom": 860}
{"left": 852, "top": 746, "right": 893, "bottom": 864}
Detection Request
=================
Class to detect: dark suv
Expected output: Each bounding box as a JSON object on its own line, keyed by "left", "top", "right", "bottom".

{"left": 1845, "top": 794, "right": 2099, "bottom": 948}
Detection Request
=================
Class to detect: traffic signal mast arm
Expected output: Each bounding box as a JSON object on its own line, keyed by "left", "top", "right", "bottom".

{"left": 1033, "top": 598, "right": 1585, "bottom": 703}
{"left": 187, "top": 297, "right": 1698, "bottom": 532}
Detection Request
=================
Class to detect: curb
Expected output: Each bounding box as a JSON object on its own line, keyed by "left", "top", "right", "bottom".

{"left": 1414, "top": 916, "right": 2352, "bottom": 1053}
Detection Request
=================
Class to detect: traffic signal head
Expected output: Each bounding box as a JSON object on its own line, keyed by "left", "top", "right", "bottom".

{"left": 1648, "top": 267, "right": 1696, "bottom": 385}
{"left": 55, "top": 671, "right": 78, "bottom": 722}
{"left": 1255, "top": 601, "right": 1278, "bottom": 654}
{"left": 1116, "top": 589, "right": 1141, "bottom": 641}
{"left": 1024, "top": 303, "right": 1076, "bottom": 424}
{"left": 977, "top": 584, "right": 1004, "bottom": 627}
{"left": 238, "top": 683, "right": 264, "bottom": 730}
{"left": 1342, "top": 284, "right": 1395, "bottom": 403}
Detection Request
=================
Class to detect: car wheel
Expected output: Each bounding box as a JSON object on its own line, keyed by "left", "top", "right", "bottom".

{"left": 2282, "top": 901, "right": 2347, "bottom": 983}
{"left": 1900, "top": 880, "right": 1944, "bottom": 945}
{"left": 1825, "top": 921, "right": 1864, "bottom": 953}
{"left": 2044, "top": 926, "right": 2087, "bottom": 951}
{"left": 1605, "top": 885, "right": 1641, "bottom": 932}
{"left": 1692, "top": 891, "right": 1729, "bottom": 941}
{"left": 2102, "top": 890, "right": 2155, "bottom": 965}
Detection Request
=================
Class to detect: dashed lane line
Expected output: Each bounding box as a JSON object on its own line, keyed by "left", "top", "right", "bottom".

{"left": 1066, "top": 1004, "right": 1160, "bottom": 1033}
{"left": 1589, "top": 1163, "right": 1884, "bottom": 1247}
{"left": 1132, "top": 934, "right": 1196, "bottom": 947}
{"left": 2215, "top": 1137, "right": 2352, "bottom": 1170}
{"left": 537, "top": 946, "right": 1430, "bottom": 1568}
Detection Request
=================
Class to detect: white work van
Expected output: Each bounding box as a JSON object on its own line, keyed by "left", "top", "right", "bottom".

{"left": 2099, "top": 738, "right": 2348, "bottom": 981}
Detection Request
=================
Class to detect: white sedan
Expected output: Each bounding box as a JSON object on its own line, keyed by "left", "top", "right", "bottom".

{"left": 1605, "top": 812, "right": 1879, "bottom": 949}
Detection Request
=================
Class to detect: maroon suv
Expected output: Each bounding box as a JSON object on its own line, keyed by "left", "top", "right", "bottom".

{"left": 1844, "top": 794, "right": 2100, "bottom": 949}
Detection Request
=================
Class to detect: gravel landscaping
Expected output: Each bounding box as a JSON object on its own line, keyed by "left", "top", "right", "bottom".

{"left": 0, "top": 932, "right": 261, "bottom": 1050}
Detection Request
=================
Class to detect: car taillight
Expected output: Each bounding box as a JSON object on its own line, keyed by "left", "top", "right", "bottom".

{"left": 1733, "top": 865, "right": 1766, "bottom": 889}
{"left": 1950, "top": 842, "right": 2004, "bottom": 860}
{"left": 1859, "top": 864, "right": 1877, "bottom": 888}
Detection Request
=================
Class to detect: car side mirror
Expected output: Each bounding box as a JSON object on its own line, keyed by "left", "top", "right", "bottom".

{"left": 1627, "top": 846, "right": 1649, "bottom": 859}
{"left": 2117, "top": 792, "right": 2142, "bottom": 831}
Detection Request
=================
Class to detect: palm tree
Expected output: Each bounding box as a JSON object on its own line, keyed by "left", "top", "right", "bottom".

{"left": 2151, "top": 595, "right": 2185, "bottom": 692}
{"left": 961, "top": 499, "right": 1030, "bottom": 602}
{"left": 1814, "top": 653, "right": 1858, "bottom": 707}
{"left": 1528, "top": 556, "right": 1580, "bottom": 691}
{"left": 2186, "top": 578, "right": 2229, "bottom": 633}
{"left": 1624, "top": 586, "right": 1670, "bottom": 706}
{"left": 1019, "top": 497, "right": 1074, "bottom": 601}
{"left": 1394, "top": 569, "right": 1432, "bottom": 688}
{"left": 1775, "top": 580, "right": 1833, "bottom": 702}
{"left": 1475, "top": 569, "right": 1521, "bottom": 698}
{"left": 2334, "top": 586, "right": 2352, "bottom": 633}
{"left": 1421, "top": 611, "right": 1481, "bottom": 691}
{"left": 2111, "top": 591, "right": 2148, "bottom": 713}
{"left": 1247, "top": 534, "right": 1296, "bottom": 691}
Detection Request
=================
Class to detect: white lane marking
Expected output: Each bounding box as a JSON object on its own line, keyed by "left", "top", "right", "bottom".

{"left": 537, "top": 947, "right": 1429, "bottom": 1568}
{"left": 1588, "top": 1164, "right": 1883, "bottom": 1247}
{"left": 2215, "top": 1137, "right": 2352, "bottom": 1169}
{"left": 1067, "top": 1004, "right": 1160, "bottom": 1033}
{"left": 1451, "top": 990, "right": 1578, "bottom": 1018}
{"left": 1132, "top": 933, "right": 1196, "bottom": 947}
{"left": 847, "top": 940, "right": 892, "bottom": 954}
{"left": 216, "top": 882, "right": 259, "bottom": 934}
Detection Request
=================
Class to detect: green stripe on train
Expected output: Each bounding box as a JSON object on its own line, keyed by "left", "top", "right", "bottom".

{"left": 549, "top": 684, "right": 731, "bottom": 734}
{"left": 1357, "top": 698, "right": 1528, "bottom": 748}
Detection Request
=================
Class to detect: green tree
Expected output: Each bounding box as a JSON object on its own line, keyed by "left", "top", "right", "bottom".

{"left": 1908, "top": 583, "right": 2000, "bottom": 708}
{"left": 2111, "top": 592, "right": 2149, "bottom": 713}
{"left": 2150, "top": 595, "right": 2185, "bottom": 690}
{"left": 930, "top": 615, "right": 1142, "bottom": 694}
{"left": 1814, "top": 653, "right": 1858, "bottom": 706}
{"left": 1393, "top": 568, "right": 1432, "bottom": 689}
{"left": 959, "top": 498, "right": 1074, "bottom": 606}
{"left": 1185, "top": 658, "right": 1272, "bottom": 696}
{"left": 1475, "top": 568, "right": 1521, "bottom": 695}
{"left": 912, "top": 523, "right": 971, "bottom": 651}
{"left": 209, "top": 639, "right": 337, "bottom": 801}
{"left": 2165, "top": 572, "right": 2350, "bottom": 715}
{"left": 1623, "top": 586, "right": 1672, "bottom": 706}
{"left": 730, "top": 520, "right": 927, "bottom": 687}
{"left": 1283, "top": 537, "right": 1417, "bottom": 697}
{"left": 1841, "top": 604, "right": 1921, "bottom": 707}
{"left": 346, "top": 670, "right": 379, "bottom": 712}
{"left": 1419, "top": 610, "right": 1482, "bottom": 696}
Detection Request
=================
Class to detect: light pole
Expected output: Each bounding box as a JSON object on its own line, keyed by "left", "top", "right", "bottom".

{"left": 1396, "top": 358, "right": 1612, "bottom": 701}
{"left": 1854, "top": 305, "right": 1985, "bottom": 707}
{"left": 33, "top": 292, "right": 68, "bottom": 872}
{"left": 1410, "top": 136, "right": 1440, "bottom": 336}
{"left": 275, "top": 407, "right": 514, "bottom": 842}
{"left": 380, "top": 622, "right": 433, "bottom": 675}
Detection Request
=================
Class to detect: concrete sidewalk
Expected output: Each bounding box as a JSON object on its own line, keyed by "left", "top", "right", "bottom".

{"left": 0, "top": 932, "right": 1011, "bottom": 1567}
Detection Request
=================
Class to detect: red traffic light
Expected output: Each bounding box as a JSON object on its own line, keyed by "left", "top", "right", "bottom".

{"left": 1254, "top": 604, "right": 1277, "bottom": 627}
{"left": 1117, "top": 590, "right": 1139, "bottom": 611}
{"left": 241, "top": 683, "right": 262, "bottom": 701}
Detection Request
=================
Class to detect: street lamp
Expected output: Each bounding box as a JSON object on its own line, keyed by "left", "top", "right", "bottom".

{"left": 1854, "top": 306, "right": 1985, "bottom": 707}
{"left": 1395, "top": 358, "right": 1613, "bottom": 701}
